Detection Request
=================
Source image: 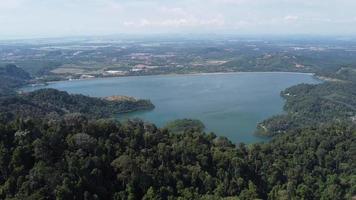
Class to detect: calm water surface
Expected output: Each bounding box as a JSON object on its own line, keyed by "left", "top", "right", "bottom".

{"left": 25, "top": 72, "right": 320, "bottom": 143}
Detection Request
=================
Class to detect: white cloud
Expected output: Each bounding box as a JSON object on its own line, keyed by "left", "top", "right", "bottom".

{"left": 0, "top": 0, "right": 26, "bottom": 10}
{"left": 1, "top": 0, "right": 356, "bottom": 37}
{"left": 158, "top": 6, "right": 187, "bottom": 16}
{"left": 124, "top": 16, "right": 225, "bottom": 28}
{"left": 211, "top": 0, "right": 245, "bottom": 4}
{"left": 284, "top": 15, "right": 299, "bottom": 21}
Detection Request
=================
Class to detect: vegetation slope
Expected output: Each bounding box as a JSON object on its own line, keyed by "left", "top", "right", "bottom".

{"left": 0, "top": 59, "right": 355, "bottom": 200}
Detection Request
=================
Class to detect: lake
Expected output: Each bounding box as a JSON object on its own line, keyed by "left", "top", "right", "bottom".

{"left": 24, "top": 72, "right": 320, "bottom": 143}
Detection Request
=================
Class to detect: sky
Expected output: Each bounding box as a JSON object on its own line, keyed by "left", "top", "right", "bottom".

{"left": 0, "top": 0, "right": 356, "bottom": 39}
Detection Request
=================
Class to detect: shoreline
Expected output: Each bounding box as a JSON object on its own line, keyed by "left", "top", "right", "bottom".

{"left": 32, "top": 71, "right": 317, "bottom": 85}
{"left": 19, "top": 70, "right": 322, "bottom": 144}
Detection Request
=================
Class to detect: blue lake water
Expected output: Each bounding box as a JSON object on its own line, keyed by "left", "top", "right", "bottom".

{"left": 24, "top": 72, "right": 320, "bottom": 143}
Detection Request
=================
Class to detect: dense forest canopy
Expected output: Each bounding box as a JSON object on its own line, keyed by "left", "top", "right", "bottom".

{"left": 164, "top": 119, "right": 205, "bottom": 134}
{"left": 0, "top": 117, "right": 354, "bottom": 199}
{"left": 256, "top": 82, "right": 356, "bottom": 136}
{"left": 0, "top": 64, "right": 31, "bottom": 96}
{"left": 0, "top": 88, "right": 154, "bottom": 123}
{"left": 0, "top": 38, "right": 356, "bottom": 200}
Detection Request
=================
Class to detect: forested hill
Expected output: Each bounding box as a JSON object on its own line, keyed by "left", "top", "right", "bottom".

{"left": 0, "top": 63, "right": 355, "bottom": 199}
{"left": 0, "top": 117, "right": 354, "bottom": 199}
{"left": 256, "top": 70, "right": 356, "bottom": 136}
{"left": 0, "top": 88, "right": 154, "bottom": 122}
{"left": 0, "top": 64, "right": 31, "bottom": 95}
{"left": 0, "top": 64, "right": 154, "bottom": 122}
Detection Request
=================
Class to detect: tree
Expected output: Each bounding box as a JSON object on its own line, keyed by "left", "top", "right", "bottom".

{"left": 238, "top": 181, "right": 260, "bottom": 200}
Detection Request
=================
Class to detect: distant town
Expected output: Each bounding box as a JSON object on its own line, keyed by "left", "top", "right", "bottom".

{"left": 2, "top": 36, "right": 356, "bottom": 83}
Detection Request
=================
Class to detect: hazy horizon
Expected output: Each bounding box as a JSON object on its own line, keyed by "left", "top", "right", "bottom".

{"left": 1, "top": 0, "right": 356, "bottom": 39}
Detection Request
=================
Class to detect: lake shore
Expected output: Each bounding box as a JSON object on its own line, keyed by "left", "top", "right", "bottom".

{"left": 32, "top": 71, "right": 317, "bottom": 85}
{"left": 22, "top": 72, "right": 321, "bottom": 143}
